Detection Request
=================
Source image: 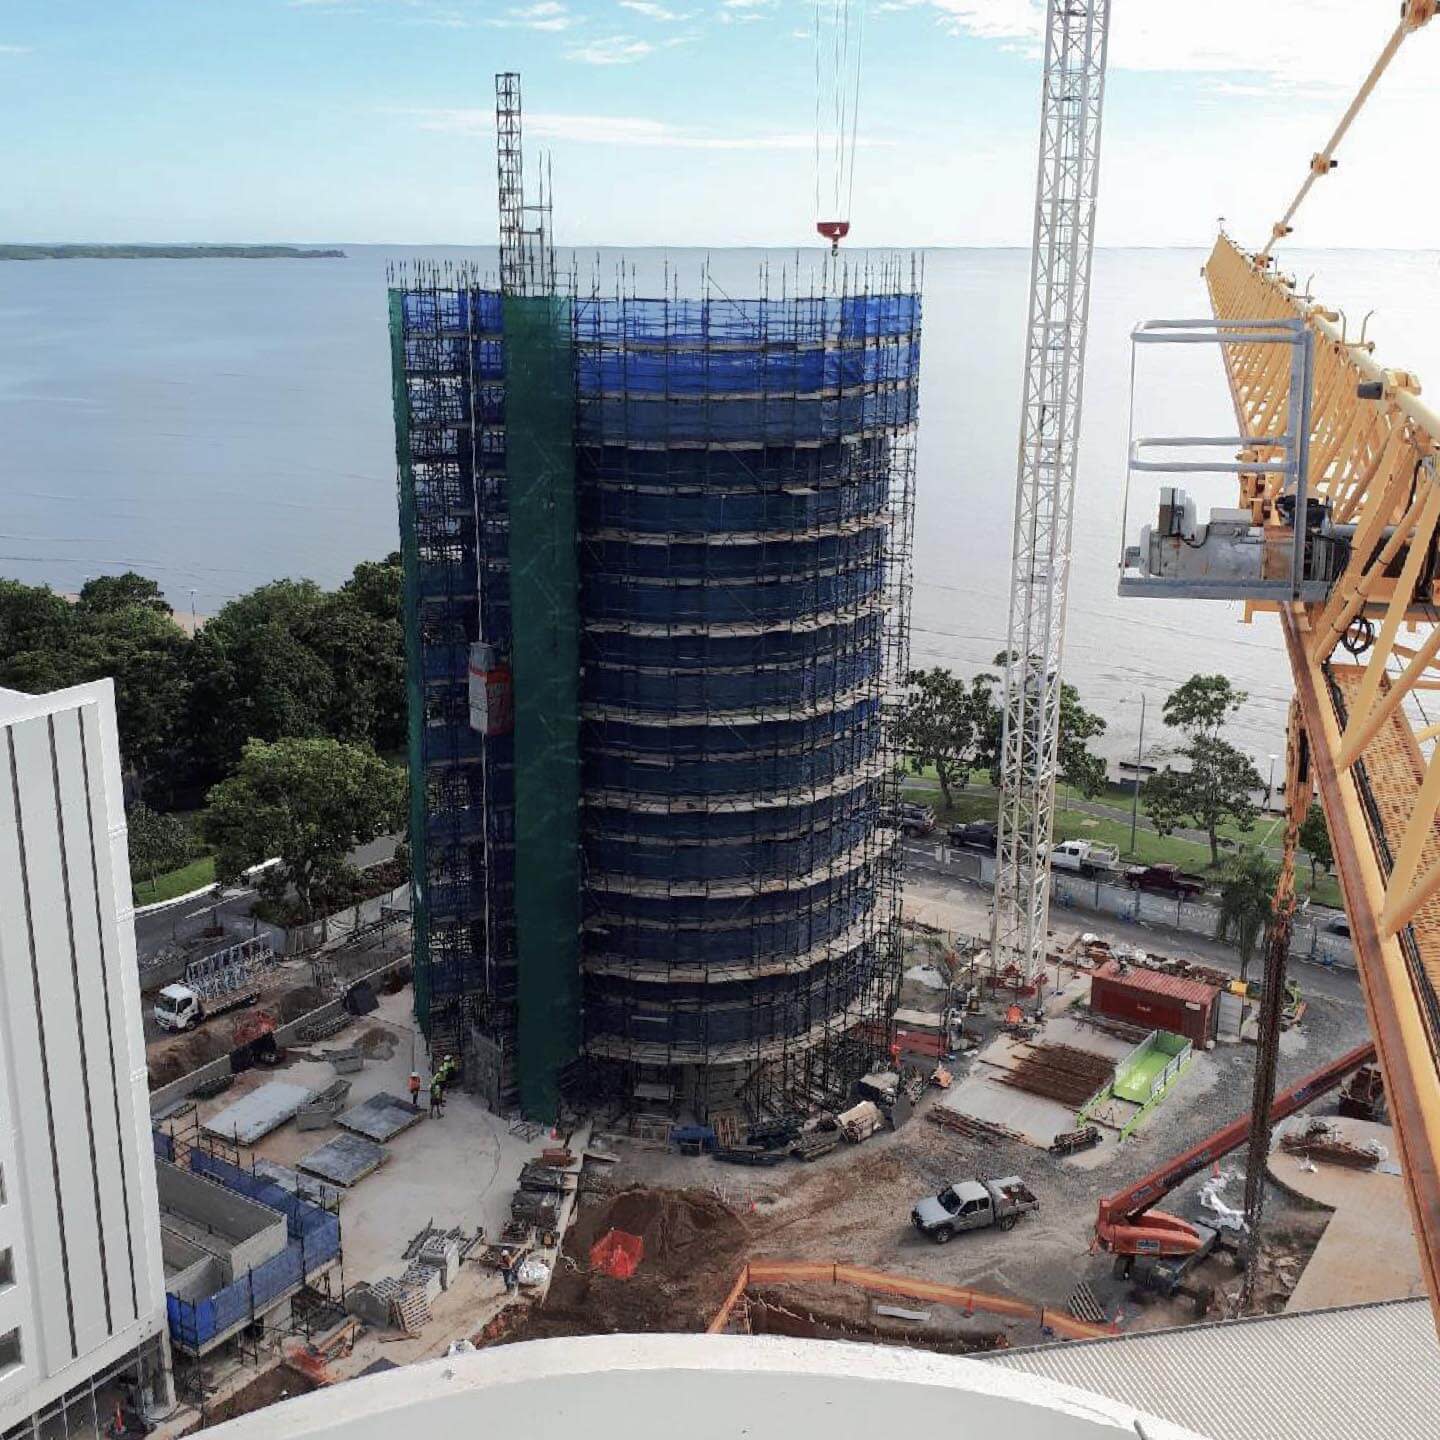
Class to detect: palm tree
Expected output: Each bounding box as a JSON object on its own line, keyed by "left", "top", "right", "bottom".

{"left": 1216, "top": 848, "right": 1280, "bottom": 983}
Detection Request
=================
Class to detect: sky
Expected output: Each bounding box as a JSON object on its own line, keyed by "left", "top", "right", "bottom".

{"left": 2, "top": 1, "right": 1436, "bottom": 248}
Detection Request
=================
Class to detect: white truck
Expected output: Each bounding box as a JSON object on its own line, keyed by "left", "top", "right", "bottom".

{"left": 910, "top": 1175, "right": 1039, "bottom": 1243}
{"left": 152, "top": 981, "right": 258, "bottom": 1033}
{"left": 153, "top": 984, "right": 206, "bottom": 1032}
{"left": 1050, "top": 839, "right": 1122, "bottom": 877}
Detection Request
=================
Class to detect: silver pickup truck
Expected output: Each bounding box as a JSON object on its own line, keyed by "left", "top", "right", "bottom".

{"left": 911, "top": 1175, "right": 1039, "bottom": 1243}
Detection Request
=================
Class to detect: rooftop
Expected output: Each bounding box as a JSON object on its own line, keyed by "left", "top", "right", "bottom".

{"left": 1091, "top": 959, "right": 1221, "bottom": 1006}
{"left": 986, "top": 1298, "right": 1440, "bottom": 1440}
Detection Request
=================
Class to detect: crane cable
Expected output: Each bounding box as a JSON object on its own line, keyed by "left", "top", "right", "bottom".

{"left": 814, "top": 0, "right": 866, "bottom": 255}
{"left": 1259, "top": 0, "right": 1436, "bottom": 260}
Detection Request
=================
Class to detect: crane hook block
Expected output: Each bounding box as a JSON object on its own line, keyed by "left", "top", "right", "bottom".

{"left": 817, "top": 220, "right": 850, "bottom": 256}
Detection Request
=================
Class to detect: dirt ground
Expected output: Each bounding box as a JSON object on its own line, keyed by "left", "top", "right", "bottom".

{"left": 145, "top": 948, "right": 408, "bottom": 1087}
{"left": 497, "top": 1187, "right": 750, "bottom": 1341}
{"left": 746, "top": 1283, "right": 1007, "bottom": 1354}
{"left": 555, "top": 952, "right": 1376, "bottom": 1337}
{"left": 197, "top": 1363, "right": 319, "bottom": 1427}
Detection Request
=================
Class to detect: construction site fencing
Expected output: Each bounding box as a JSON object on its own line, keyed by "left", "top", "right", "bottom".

{"left": 158, "top": 1148, "right": 340, "bottom": 1353}
{"left": 705, "top": 1259, "right": 1113, "bottom": 1342}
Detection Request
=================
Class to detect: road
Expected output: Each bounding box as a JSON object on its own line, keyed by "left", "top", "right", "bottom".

{"left": 901, "top": 840, "right": 1361, "bottom": 1006}
{"left": 133, "top": 831, "right": 402, "bottom": 963}
{"left": 903, "top": 776, "right": 1290, "bottom": 861}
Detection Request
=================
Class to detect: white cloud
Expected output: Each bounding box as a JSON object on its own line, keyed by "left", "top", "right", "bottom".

{"left": 721, "top": 0, "right": 775, "bottom": 9}
{"left": 0, "top": 43, "right": 33, "bottom": 53}
{"left": 489, "top": 2, "right": 575, "bottom": 32}
{"left": 927, "top": 1, "right": 1434, "bottom": 95}
{"left": 620, "top": 1, "right": 689, "bottom": 18}
{"left": 407, "top": 106, "right": 830, "bottom": 148}
{"left": 565, "top": 34, "right": 655, "bottom": 62}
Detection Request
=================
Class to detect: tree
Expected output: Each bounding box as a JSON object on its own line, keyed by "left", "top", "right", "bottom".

{"left": 1144, "top": 674, "right": 1263, "bottom": 865}
{"left": 1, "top": 577, "right": 190, "bottom": 794}
{"left": 1298, "top": 801, "right": 1334, "bottom": 888}
{"left": 1215, "top": 848, "right": 1280, "bottom": 981}
{"left": 126, "top": 801, "right": 196, "bottom": 887}
{"left": 1144, "top": 734, "right": 1263, "bottom": 865}
{"left": 77, "top": 572, "right": 171, "bottom": 616}
{"left": 0, "top": 580, "right": 74, "bottom": 664}
{"left": 981, "top": 653, "right": 1107, "bottom": 798}
{"left": 893, "top": 667, "right": 998, "bottom": 807}
{"left": 203, "top": 737, "right": 406, "bottom": 919}
{"left": 1162, "top": 673, "right": 1246, "bottom": 738}
{"left": 1058, "top": 683, "right": 1107, "bottom": 797}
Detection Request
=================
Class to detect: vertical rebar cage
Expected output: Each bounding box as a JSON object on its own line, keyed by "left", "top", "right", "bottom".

{"left": 390, "top": 259, "right": 920, "bottom": 1119}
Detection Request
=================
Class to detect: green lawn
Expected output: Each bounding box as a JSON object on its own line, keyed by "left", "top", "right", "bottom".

{"left": 132, "top": 855, "right": 216, "bottom": 906}
{"left": 903, "top": 783, "right": 1344, "bottom": 909}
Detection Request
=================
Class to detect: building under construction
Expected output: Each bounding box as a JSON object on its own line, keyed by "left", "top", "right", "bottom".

{"left": 389, "top": 83, "right": 920, "bottom": 1122}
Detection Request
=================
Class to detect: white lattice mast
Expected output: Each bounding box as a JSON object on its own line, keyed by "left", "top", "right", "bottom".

{"left": 991, "top": 0, "right": 1111, "bottom": 983}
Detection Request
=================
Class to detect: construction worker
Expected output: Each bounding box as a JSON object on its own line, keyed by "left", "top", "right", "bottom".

{"left": 430, "top": 1074, "right": 445, "bottom": 1118}
{"left": 439, "top": 1053, "right": 458, "bottom": 1087}
{"left": 408, "top": 1070, "right": 421, "bottom": 1107}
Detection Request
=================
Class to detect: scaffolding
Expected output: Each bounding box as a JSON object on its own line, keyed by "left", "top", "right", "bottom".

{"left": 571, "top": 258, "right": 920, "bottom": 1120}
{"left": 389, "top": 254, "right": 920, "bottom": 1120}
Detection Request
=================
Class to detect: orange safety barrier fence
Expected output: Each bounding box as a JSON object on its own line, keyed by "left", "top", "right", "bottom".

{"left": 706, "top": 1259, "right": 1115, "bottom": 1341}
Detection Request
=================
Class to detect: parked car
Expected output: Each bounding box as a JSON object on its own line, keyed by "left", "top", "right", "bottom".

{"left": 910, "top": 1175, "right": 1039, "bottom": 1243}
{"left": 948, "top": 820, "right": 997, "bottom": 852}
{"left": 883, "top": 801, "right": 936, "bottom": 838}
{"left": 1125, "top": 863, "right": 1207, "bottom": 899}
{"left": 1051, "top": 839, "right": 1122, "bottom": 876}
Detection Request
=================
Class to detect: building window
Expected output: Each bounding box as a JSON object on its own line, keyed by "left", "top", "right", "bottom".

{"left": 0, "top": 1249, "right": 11, "bottom": 1289}
{"left": 0, "top": 1328, "right": 20, "bottom": 1376}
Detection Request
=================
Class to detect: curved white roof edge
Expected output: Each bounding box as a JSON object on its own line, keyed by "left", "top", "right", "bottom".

{"left": 208, "top": 1334, "right": 1211, "bottom": 1440}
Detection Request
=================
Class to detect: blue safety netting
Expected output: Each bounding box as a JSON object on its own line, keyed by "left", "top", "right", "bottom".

{"left": 582, "top": 939, "right": 879, "bottom": 1046}
{"left": 162, "top": 1149, "right": 340, "bottom": 1352}
{"left": 583, "top": 528, "right": 885, "bottom": 581}
{"left": 582, "top": 649, "right": 881, "bottom": 712}
{"left": 571, "top": 292, "right": 919, "bottom": 346}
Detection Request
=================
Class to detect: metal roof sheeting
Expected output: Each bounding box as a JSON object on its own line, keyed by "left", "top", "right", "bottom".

{"left": 985, "top": 1299, "right": 1440, "bottom": 1440}
{"left": 1091, "top": 960, "right": 1220, "bottom": 1006}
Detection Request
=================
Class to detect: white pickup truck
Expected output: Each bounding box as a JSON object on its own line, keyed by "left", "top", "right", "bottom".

{"left": 1050, "top": 839, "right": 1122, "bottom": 876}
{"left": 911, "top": 1175, "right": 1039, "bottom": 1243}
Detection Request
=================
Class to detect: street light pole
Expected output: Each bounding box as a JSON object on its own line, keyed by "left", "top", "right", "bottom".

{"left": 190, "top": 588, "right": 198, "bottom": 634}
{"left": 1129, "top": 692, "right": 1146, "bottom": 856}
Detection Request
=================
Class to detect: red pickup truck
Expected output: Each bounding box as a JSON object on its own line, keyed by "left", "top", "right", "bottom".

{"left": 1125, "top": 863, "right": 1207, "bottom": 899}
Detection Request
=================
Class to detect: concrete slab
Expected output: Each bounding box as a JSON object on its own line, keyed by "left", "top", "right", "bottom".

{"left": 251, "top": 1157, "right": 340, "bottom": 1208}
{"left": 178, "top": 988, "right": 578, "bottom": 1382}
{"left": 1271, "top": 1118, "right": 1426, "bottom": 1312}
{"left": 337, "top": 1092, "right": 425, "bottom": 1142}
{"left": 299, "top": 1133, "right": 386, "bottom": 1187}
{"left": 202, "top": 1080, "right": 314, "bottom": 1144}
{"left": 940, "top": 1013, "right": 1131, "bottom": 1147}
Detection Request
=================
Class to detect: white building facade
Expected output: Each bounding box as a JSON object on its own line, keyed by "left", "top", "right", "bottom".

{"left": 0, "top": 682, "right": 171, "bottom": 1437}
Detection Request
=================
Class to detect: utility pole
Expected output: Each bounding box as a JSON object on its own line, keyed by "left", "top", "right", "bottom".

{"left": 992, "top": 0, "right": 1113, "bottom": 984}
{"left": 1129, "top": 692, "right": 1146, "bottom": 855}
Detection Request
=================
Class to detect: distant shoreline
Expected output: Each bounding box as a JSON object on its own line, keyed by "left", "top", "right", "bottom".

{"left": 0, "top": 244, "right": 346, "bottom": 261}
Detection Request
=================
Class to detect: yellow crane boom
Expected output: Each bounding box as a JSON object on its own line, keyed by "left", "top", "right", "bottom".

{"left": 1203, "top": 232, "right": 1440, "bottom": 1325}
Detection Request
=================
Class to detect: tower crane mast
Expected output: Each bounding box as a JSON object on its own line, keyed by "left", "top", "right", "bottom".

{"left": 992, "top": 0, "right": 1112, "bottom": 984}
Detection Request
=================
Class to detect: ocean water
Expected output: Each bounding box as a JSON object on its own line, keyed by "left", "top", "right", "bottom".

{"left": 3, "top": 243, "right": 1439, "bottom": 766}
